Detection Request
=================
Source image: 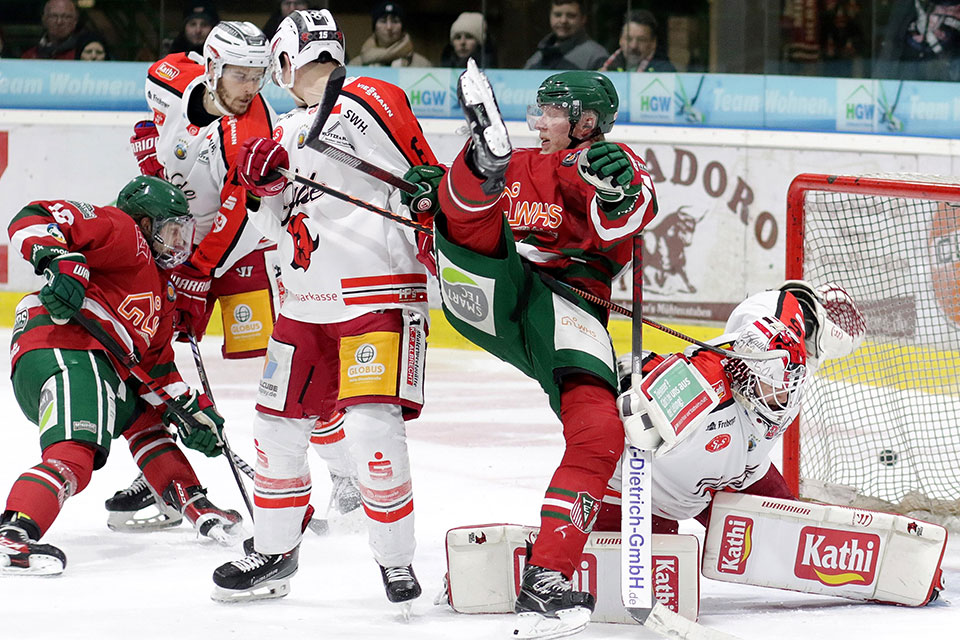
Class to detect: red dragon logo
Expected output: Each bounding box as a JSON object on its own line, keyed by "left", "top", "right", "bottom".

{"left": 287, "top": 212, "right": 318, "bottom": 271}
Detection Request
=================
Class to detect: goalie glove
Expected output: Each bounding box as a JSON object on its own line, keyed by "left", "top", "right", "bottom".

{"left": 162, "top": 390, "right": 224, "bottom": 458}
{"left": 577, "top": 141, "right": 643, "bottom": 217}
{"left": 236, "top": 137, "right": 289, "bottom": 198}
{"left": 130, "top": 120, "right": 164, "bottom": 178}
{"left": 39, "top": 253, "right": 90, "bottom": 324}
{"left": 779, "top": 280, "right": 865, "bottom": 368}
{"left": 617, "top": 388, "right": 662, "bottom": 450}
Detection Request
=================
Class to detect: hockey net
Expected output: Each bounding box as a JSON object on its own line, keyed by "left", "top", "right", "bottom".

{"left": 783, "top": 173, "right": 960, "bottom": 529}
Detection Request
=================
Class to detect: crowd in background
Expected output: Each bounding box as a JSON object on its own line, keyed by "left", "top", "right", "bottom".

{"left": 2, "top": 0, "right": 960, "bottom": 81}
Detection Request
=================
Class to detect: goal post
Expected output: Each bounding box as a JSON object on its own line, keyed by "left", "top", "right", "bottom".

{"left": 784, "top": 172, "right": 960, "bottom": 526}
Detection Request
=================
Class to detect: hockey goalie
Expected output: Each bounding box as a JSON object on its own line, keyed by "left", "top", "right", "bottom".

{"left": 440, "top": 281, "right": 946, "bottom": 637}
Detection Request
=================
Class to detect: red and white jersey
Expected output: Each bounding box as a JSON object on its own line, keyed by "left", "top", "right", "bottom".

{"left": 250, "top": 75, "right": 437, "bottom": 324}
{"left": 145, "top": 54, "right": 276, "bottom": 277}
{"left": 649, "top": 289, "right": 807, "bottom": 521}
{"left": 8, "top": 200, "right": 186, "bottom": 407}
{"left": 494, "top": 145, "right": 656, "bottom": 304}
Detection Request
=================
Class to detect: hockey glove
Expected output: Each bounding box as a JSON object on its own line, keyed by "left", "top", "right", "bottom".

{"left": 617, "top": 388, "right": 662, "bottom": 450}
{"left": 169, "top": 262, "right": 211, "bottom": 341}
{"left": 39, "top": 253, "right": 90, "bottom": 324}
{"left": 401, "top": 165, "right": 446, "bottom": 216}
{"left": 577, "top": 142, "right": 643, "bottom": 216}
{"left": 130, "top": 120, "right": 164, "bottom": 178}
{"left": 163, "top": 390, "right": 224, "bottom": 457}
{"left": 237, "top": 137, "right": 289, "bottom": 198}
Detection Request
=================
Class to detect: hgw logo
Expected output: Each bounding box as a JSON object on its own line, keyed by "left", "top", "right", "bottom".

{"left": 717, "top": 515, "right": 752, "bottom": 575}
{"left": 632, "top": 77, "right": 675, "bottom": 124}
{"left": 836, "top": 81, "right": 877, "bottom": 132}
{"left": 404, "top": 71, "right": 451, "bottom": 117}
{"left": 793, "top": 527, "right": 880, "bottom": 587}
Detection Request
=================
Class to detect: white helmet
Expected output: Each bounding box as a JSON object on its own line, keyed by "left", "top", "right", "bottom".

{"left": 271, "top": 9, "right": 345, "bottom": 89}
{"left": 203, "top": 21, "right": 271, "bottom": 98}
{"left": 725, "top": 315, "right": 809, "bottom": 440}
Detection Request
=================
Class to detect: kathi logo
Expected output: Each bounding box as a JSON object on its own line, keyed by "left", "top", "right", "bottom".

{"left": 717, "top": 515, "right": 752, "bottom": 575}
{"left": 349, "top": 343, "right": 385, "bottom": 378}
{"left": 794, "top": 526, "right": 880, "bottom": 587}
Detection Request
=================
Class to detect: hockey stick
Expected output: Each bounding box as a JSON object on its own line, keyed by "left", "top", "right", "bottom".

{"left": 71, "top": 313, "right": 255, "bottom": 519}
{"left": 185, "top": 334, "right": 328, "bottom": 535}
{"left": 302, "top": 66, "right": 346, "bottom": 148}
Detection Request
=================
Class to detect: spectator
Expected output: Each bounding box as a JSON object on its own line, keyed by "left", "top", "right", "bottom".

{"left": 599, "top": 9, "right": 675, "bottom": 72}
{"left": 263, "top": 0, "right": 310, "bottom": 39}
{"left": 524, "top": 0, "right": 608, "bottom": 70}
{"left": 167, "top": 1, "right": 220, "bottom": 56}
{"left": 355, "top": 1, "right": 431, "bottom": 67}
{"left": 21, "top": 0, "right": 85, "bottom": 60}
{"left": 441, "top": 11, "right": 498, "bottom": 68}
{"left": 876, "top": 0, "right": 960, "bottom": 81}
{"left": 76, "top": 33, "right": 109, "bottom": 61}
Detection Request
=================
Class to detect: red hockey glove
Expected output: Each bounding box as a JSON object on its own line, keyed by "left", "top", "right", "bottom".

{"left": 39, "top": 253, "right": 90, "bottom": 324}
{"left": 130, "top": 120, "right": 164, "bottom": 178}
{"left": 236, "top": 137, "right": 289, "bottom": 197}
{"left": 162, "top": 390, "right": 224, "bottom": 458}
{"left": 169, "top": 262, "right": 211, "bottom": 341}
{"left": 415, "top": 225, "right": 437, "bottom": 276}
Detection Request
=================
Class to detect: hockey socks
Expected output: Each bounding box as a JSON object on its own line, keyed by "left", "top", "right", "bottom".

{"left": 530, "top": 376, "right": 623, "bottom": 578}
{"left": 126, "top": 424, "right": 201, "bottom": 492}
{"left": 4, "top": 440, "right": 95, "bottom": 536}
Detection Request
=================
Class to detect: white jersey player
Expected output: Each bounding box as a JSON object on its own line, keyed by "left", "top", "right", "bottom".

{"left": 211, "top": 9, "right": 438, "bottom": 611}
{"left": 602, "top": 281, "right": 866, "bottom": 533}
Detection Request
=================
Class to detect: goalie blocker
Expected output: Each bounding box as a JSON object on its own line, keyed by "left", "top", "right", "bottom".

{"left": 443, "top": 524, "right": 701, "bottom": 624}
{"left": 703, "top": 493, "right": 946, "bottom": 606}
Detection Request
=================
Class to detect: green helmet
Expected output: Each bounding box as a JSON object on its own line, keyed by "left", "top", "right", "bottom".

{"left": 536, "top": 71, "right": 619, "bottom": 135}
{"left": 117, "top": 176, "right": 194, "bottom": 269}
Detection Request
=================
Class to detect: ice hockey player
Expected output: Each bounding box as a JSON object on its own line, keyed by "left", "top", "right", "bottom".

{"left": 112, "top": 20, "right": 361, "bottom": 529}
{"left": 403, "top": 61, "right": 657, "bottom": 637}
{"left": 0, "top": 176, "right": 241, "bottom": 576}
{"left": 210, "top": 10, "right": 438, "bottom": 611}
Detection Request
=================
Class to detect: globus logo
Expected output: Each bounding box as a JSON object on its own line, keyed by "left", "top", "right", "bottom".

{"left": 793, "top": 527, "right": 880, "bottom": 587}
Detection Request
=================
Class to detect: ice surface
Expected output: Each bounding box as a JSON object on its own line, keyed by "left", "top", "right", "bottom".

{"left": 0, "top": 332, "right": 957, "bottom": 639}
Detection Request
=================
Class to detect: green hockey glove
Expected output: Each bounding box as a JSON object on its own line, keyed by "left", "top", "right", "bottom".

{"left": 401, "top": 165, "right": 446, "bottom": 216}
{"left": 39, "top": 253, "right": 90, "bottom": 324}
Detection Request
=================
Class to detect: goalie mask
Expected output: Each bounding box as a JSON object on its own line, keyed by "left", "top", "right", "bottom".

{"left": 726, "top": 316, "right": 809, "bottom": 440}
{"left": 203, "top": 22, "right": 272, "bottom": 115}
{"left": 117, "top": 176, "right": 194, "bottom": 270}
{"left": 271, "top": 9, "right": 345, "bottom": 90}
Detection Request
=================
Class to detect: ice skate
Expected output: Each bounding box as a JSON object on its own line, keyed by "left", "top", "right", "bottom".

{"left": 162, "top": 482, "right": 243, "bottom": 545}
{"left": 457, "top": 57, "right": 511, "bottom": 194}
{"left": 211, "top": 546, "right": 299, "bottom": 603}
{"left": 512, "top": 563, "right": 595, "bottom": 640}
{"left": 105, "top": 472, "right": 183, "bottom": 532}
{"left": 0, "top": 519, "right": 66, "bottom": 576}
{"left": 380, "top": 564, "right": 421, "bottom": 619}
{"left": 328, "top": 472, "right": 362, "bottom": 515}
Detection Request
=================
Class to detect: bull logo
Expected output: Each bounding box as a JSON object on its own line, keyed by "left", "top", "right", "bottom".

{"left": 287, "top": 212, "right": 318, "bottom": 271}
{"left": 643, "top": 206, "right": 702, "bottom": 294}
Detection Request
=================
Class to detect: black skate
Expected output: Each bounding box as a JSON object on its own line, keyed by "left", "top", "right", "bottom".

{"left": 211, "top": 546, "right": 299, "bottom": 603}
{"left": 162, "top": 482, "right": 243, "bottom": 545}
{"left": 380, "top": 564, "right": 421, "bottom": 618}
{"left": 0, "top": 517, "right": 66, "bottom": 576}
{"left": 457, "top": 58, "right": 512, "bottom": 195}
{"left": 329, "top": 472, "right": 362, "bottom": 515}
{"left": 513, "top": 563, "right": 595, "bottom": 640}
{"left": 241, "top": 503, "right": 322, "bottom": 554}
{"left": 105, "top": 472, "right": 182, "bottom": 532}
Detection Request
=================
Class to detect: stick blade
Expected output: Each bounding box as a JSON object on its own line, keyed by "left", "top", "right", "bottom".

{"left": 303, "top": 65, "right": 346, "bottom": 147}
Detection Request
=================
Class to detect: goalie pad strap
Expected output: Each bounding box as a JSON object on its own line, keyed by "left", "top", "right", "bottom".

{"left": 702, "top": 492, "right": 946, "bottom": 606}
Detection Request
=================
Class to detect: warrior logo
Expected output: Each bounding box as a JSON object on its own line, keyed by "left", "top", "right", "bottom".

{"left": 286, "top": 212, "right": 318, "bottom": 271}
{"left": 643, "top": 206, "right": 702, "bottom": 294}
{"left": 717, "top": 515, "right": 753, "bottom": 575}
{"left": 794, "top": 527, "right": 880, "bottom": 587}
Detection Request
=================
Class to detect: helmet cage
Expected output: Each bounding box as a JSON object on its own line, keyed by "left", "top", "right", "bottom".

{"left": 152, "top": 215, "right": 195, "bottom": 269}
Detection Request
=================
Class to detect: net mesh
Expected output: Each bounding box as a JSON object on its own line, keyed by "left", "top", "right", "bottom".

{"left": 796, "top": 174, "right": 960, "bottom": 526}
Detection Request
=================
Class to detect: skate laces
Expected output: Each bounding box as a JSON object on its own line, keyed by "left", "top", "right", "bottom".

{"left": 121, "top": 474, "right": 150, "bottom": 497}
{"left": 525, "top": 566, "right": 570, "bottom": 596}
{"left": 383, "top": 566, "right": 415, "bottom": 584}
{"left": 231, "top": 551, "right": 271, "bottom": 572}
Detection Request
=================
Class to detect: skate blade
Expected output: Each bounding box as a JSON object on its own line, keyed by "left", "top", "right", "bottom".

{"left": 305, "top": 517, "right": 329, "bottom": 536}
{"left": 201, "top": 523, "right": 246, "bottom": 546}
{"left": 512, "top": 608, "right": 591, "bottom": 640}
{"left": 459, "top": 62, "right": 510, "bottom": 158}
{"left": 0, "top": 555, "right": 65, "bottom": 577}
{"left": 397, "top": 601, "right": 413, "bottom": 621}
{"left": 106, "top": 508, "right": 182, "bottom": 532}
{"left": 211, "top": 577, "right": 291, "bottom": 603}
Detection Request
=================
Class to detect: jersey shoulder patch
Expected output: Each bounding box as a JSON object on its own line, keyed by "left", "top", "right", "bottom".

{"left": 148, "top": 54, "right": 204, "bottom": 97}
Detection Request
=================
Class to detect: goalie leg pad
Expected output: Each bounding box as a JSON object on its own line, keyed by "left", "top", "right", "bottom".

{"left": 443, "top": 524, "right": 700, "bottom": 623}
{"left": 702, "top": 492, "right": 946, "bottom": 606}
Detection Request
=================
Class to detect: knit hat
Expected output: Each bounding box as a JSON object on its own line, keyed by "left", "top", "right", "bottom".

{"left": 183, "top": 1, "right": 219, "bottom": 25}
{"left": 371, "top": 1, "right": 404, "bottom": 29}
{"left": 449, "top": 12, "right": 485, "bottom": 43}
